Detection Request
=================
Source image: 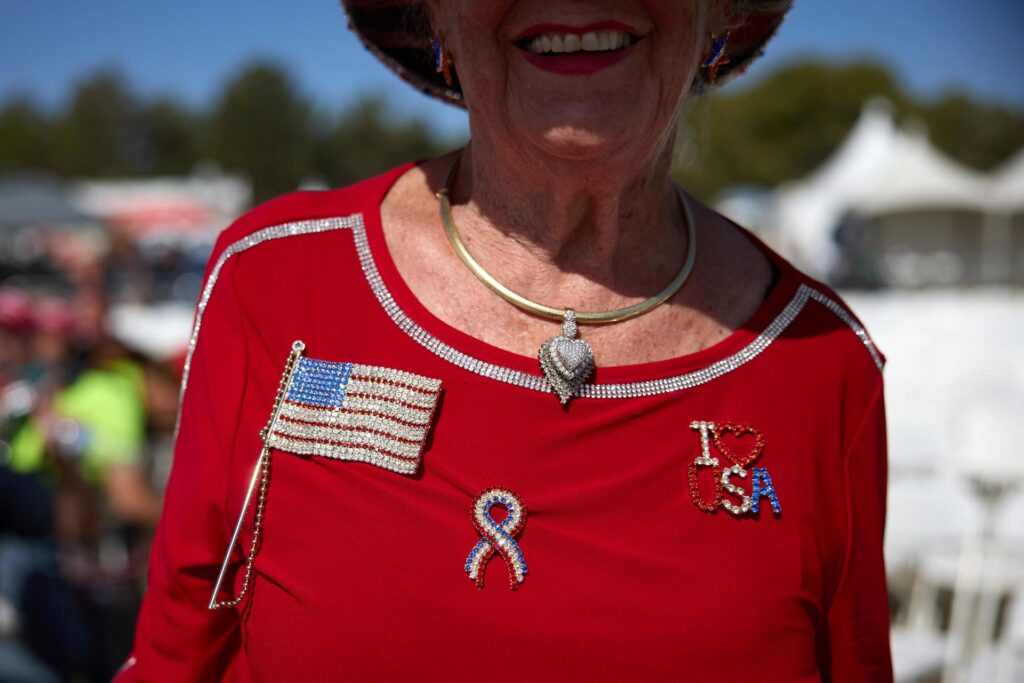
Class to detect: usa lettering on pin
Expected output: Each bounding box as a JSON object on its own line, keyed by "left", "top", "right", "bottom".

{"left": 687, "top": 420, "right": 781, "bottom": 517}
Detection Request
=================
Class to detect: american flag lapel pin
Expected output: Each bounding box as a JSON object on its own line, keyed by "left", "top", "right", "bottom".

{"left": 209, "top": 340, "right": 442, "bottom": 609}
{"left": 268, "top": 345, "right": 443, "bottom": 475}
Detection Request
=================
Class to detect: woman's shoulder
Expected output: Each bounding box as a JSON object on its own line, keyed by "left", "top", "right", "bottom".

{"left": 709, "top": 205, "right": 887, "bottom": 381}
{"left": 784, "top": 262, "right": 887, "bottom": 377}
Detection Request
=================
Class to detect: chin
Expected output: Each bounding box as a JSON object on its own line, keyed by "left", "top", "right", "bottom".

{"left": 504, "top": 85, "right": 658, "bottom": 163}
{"left": 534, "top": 125, "right": 622, "bottom": 162}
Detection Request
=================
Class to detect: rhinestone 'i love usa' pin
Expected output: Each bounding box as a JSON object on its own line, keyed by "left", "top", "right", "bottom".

{"left": 687, "top": 420, "right": 781, "bottom": 517}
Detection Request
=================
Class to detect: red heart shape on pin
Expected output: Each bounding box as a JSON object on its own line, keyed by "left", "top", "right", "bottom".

{"left": 711, "top": 423, "right": 765, "bottom": 467}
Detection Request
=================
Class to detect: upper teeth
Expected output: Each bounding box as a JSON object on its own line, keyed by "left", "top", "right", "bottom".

{"left": 526, "top": 30, "right": 633, "bottom": 55}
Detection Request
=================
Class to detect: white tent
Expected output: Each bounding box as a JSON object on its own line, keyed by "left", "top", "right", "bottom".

{"left": 763, "top": 99, "right": 999, "bottom": 280}
{"left": 990, "top": 147, "right": 1024, "bottom": 212}
{"left": 767, "top": 98, "right": 900, "bottom": 278}
{"left": 847, "top": 127, "right": 989, "bottom": 217}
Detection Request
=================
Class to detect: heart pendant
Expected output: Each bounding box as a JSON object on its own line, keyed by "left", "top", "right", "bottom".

{"left": 538, "top": 309, "right": 594, "bottom": 405}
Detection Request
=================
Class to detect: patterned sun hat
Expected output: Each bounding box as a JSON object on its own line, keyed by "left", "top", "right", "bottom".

{"left": 341, "top": 0, "right": 793, "bottom": 107}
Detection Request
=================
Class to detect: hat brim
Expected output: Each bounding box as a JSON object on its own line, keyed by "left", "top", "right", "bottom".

{"left": 341, "top": 0, "right": 792, "bottom": 107}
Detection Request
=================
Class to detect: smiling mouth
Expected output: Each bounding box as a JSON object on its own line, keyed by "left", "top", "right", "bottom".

{"left": 513, "top": 22, "right": 642, "bottom": 75}
{"left": 517, "top": 28, "right": 636, "bottom": 55}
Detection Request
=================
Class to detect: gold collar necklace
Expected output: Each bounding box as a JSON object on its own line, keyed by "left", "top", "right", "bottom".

{"left": 436, "top": 153, "right": 697, "bottom": 405}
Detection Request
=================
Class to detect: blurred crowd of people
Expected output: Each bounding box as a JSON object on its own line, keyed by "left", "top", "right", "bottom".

{"left": 0, "top": 273, "right": 184, "bottom": 681}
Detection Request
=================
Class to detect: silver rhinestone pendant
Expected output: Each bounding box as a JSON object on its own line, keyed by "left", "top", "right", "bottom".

{"left": 538, "top": 309, "right": 595, "bottom": 406}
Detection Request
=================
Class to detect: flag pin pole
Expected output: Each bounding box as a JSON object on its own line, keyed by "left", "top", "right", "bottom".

{"left": 208, "top": 340, "right": 306, "bottom": 610}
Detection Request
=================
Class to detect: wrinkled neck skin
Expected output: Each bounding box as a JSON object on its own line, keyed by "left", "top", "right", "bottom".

{"left": 446, "top": 121, "right": 690, "bottom": 303}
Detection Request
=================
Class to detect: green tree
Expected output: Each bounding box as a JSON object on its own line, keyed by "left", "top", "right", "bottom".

{"left": 2, "top": 58, "right": 1020, "bottom": 200}
{"left": 138, "top": 98, "right": 200, "bottom": 175}
{"left": 0, "top": 96, "right": 53, "bottom": 172}
{"left": 920, "top": 93, "right": 1024, "bottom": 171}
{"left": 673, "top": 59, "right": 1024, "bottom": 201}
{"left": 205, "top": 62, "right": 312, "bottom": 203}
{"left": 315, "top": 94, "right": 448, "bottom": 188}
{"left": 674, "top": 60, "right": 912, "bottom": 200}
{"left": 52, "top": 70, "right": 146, "bottom": 177}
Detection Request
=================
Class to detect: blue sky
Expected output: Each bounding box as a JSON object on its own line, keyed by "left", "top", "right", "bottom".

{"left": 2, "top": 0, "right": 1022, "bottom": 137}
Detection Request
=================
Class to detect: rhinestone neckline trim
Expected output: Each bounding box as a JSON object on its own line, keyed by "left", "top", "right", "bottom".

{"left": 353, "top": 213, "right": 883, "bottom": 392}
{"left": 178, "top": 213, "right": 882, "bottom": 432}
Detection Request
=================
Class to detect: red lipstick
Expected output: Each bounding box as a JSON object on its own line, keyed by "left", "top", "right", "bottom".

{"left": 519, "top": 45, "right": 638, "bottom": 76}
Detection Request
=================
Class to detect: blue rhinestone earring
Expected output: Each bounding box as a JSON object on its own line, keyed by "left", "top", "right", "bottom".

{"left": 432, "top": 33, "right": 454, "bottom": 88}
{"left": 701, "top": 31, "right": 731, "bottom": 84}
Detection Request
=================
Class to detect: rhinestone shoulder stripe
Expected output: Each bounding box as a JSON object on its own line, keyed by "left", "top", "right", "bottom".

{"left": 177, "top": 213, "right": 884, "bottom": 431}
{"left": 805, "top": 288, "right": 885, "bottom": 371}
{"left": 175, "top": 216, "right": 361, "bottom": 440}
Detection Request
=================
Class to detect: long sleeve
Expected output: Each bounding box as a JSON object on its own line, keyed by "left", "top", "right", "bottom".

{"left": 116, "top": 246, "right": 252, "bottom": 682}
{"left": 822, "top": 379, "right": 894, "bottom": 682}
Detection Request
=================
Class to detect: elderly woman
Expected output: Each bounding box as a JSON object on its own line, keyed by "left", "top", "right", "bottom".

{"left": 119, "top": 0, "right": 893, "bottom": 680}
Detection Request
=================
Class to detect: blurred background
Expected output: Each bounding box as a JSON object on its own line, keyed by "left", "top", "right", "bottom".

{"left": 0, "top": 1, "right": 1022, "bottom": 681}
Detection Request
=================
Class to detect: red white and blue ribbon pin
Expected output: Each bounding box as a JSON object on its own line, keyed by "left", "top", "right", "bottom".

{"left": 465, "top": 488, "right": 528, "bottom": 590}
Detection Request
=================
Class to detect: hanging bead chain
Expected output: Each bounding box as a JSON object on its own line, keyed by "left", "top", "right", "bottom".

{"left": 210, "top": 448, "right": 272, "bottom": 610}
{"left": 209, "top": 341, "right": 305, "bottom": 610}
